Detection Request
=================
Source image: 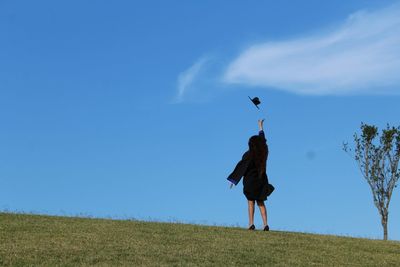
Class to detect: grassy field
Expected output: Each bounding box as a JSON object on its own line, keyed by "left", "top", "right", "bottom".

{"left": 1, "top": 213, "right": 399, "bottom": 266}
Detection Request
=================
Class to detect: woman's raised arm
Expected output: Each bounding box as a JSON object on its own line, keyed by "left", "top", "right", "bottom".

{"left": 258, "top": 119, "right": 265, "bottom": 132}
{"left": 258, "top": 119, "right": 267, "bottom": 143}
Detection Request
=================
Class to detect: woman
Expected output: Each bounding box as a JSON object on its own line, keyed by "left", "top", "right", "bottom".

{"left": 227, "top": 119, "right": 272, "bottom": 231}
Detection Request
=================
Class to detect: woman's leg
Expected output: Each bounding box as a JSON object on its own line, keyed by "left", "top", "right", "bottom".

{"left": 248, "top": 200, "right": 255, "bottom": 227}
{"left": 256, "top": 200, "right": 268, "bottom": 227}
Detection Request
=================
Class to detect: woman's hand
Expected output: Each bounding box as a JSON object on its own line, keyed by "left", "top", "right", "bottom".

{"left": 230, "top": 183, "right": 234, "bottom": 189}
{"left": 258, "top": 119, "right": 265, "bottom": 131}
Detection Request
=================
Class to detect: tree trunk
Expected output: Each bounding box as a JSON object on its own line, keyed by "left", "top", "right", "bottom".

{"left": 382, "top": 214, "right": 388, "bottom": 241}
{"left": 383, "top": 222, "right": 388, "bottom": 240}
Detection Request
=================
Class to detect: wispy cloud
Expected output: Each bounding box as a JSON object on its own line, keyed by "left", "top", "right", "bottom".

{"left": 223, "top": 4, "right": 400, "bottom": 95}
{"left": 175, "top": 57, "right": 209, "bottom": 102}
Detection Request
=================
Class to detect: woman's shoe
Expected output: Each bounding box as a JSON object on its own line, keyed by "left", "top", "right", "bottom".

{"left": 263, "top": 225, "right": 270, "bottom": 231}
{"left": 248, "top": 224, "right": 255, "bottom": 230}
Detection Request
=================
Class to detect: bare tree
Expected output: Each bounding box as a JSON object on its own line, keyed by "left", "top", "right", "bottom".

{"left": 343, "top": 123, "right": 400, "bottom": 240}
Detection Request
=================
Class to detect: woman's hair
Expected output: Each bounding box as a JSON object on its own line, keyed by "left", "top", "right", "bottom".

{"left": 248, "top": 135, "right": 267, "bottom": 177}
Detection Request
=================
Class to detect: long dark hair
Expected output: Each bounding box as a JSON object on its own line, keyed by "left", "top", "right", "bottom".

{"left": 248, "top": 135, "right": 267, "bottom": 177}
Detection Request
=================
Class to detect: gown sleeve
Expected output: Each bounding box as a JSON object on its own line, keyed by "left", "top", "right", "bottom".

{"left": 259, "top": 130, "right": 266, "bottom": 143}
{"left": 227, "top": 151, "right": 251, "bottom": 185}
{"left": 260, "top": 130, "right": 269, "bottom": 173}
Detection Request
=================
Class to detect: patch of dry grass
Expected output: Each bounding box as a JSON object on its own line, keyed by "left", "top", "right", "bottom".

{"left": 1, "top": 213, "right": 399, "bottom": 266}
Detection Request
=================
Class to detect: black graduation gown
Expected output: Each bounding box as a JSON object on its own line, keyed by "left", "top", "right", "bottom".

{"left": 227, "top": 131, "right": 270, "bottom": 201}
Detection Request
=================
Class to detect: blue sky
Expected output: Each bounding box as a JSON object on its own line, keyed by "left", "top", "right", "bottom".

{"left": 1, "top": 0, "right": 400, "bottom": 240}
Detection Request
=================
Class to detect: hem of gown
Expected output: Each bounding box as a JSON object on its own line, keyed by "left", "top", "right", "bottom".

{"left": 244, "top": 192, "right": 268, "bottom": 201}
{"left": 245, "top": 197, "right": 268, "bottom": 201}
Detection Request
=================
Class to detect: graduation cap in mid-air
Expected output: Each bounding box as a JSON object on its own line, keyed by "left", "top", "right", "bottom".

{"left": 248, "top": 96, "right": 261, "bottom": 109}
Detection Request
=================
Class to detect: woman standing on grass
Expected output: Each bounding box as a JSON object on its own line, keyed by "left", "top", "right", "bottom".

{"left": 227, "top": 119, "right": 273, "bottom": 231}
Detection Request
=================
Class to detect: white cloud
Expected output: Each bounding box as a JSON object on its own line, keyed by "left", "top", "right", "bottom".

{"left": 223, "top": 4, "right": 400, "bottom": 95}
{"left": 175, "top": 57, "right": 209, "bottom": 102}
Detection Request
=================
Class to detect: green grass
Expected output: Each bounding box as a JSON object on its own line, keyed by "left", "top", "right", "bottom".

{"left": 1, "top": 213, "right": 399, "bottom": 266}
